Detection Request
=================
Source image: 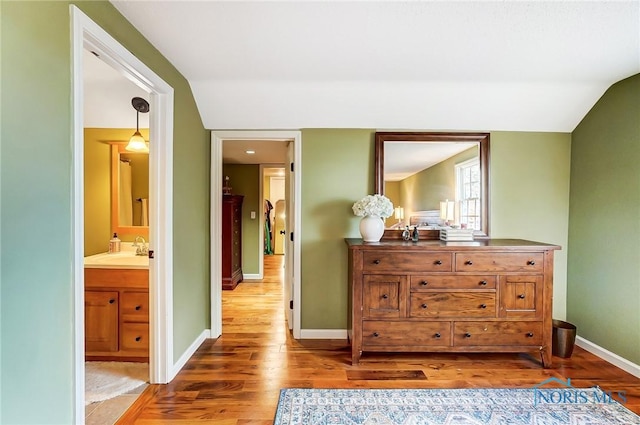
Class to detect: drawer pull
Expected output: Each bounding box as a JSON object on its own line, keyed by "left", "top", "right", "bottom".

{"left": 373, "top": 259, "right": 381, "bottom": 264}
{"left": 434, "top": 333, "right": 441, "bottom": 338}
{"left": 373, "top": 332, "right": 379, "bottom": 337}
{"left": 480, "top": 304, "right": 487, "bottom": 309}
{"left": 526, "top": 332, "right": 534, "bottom": 338}
{"left": 421, "top": 280, "right": 429, "bottom": 286}
{"left": 464, "top": 333, "right": 472, "bottom": 338}
{"left": 135, "top": 305, "right": 142, "bottom": 311}
{"left": 435, "top": 260, "right": 442, "bottom": 265}
{"left": 421, "top": 303, "right": 428, "bottom": 309}
{"left": 465, "top": 260, "right": 473, "bottom": 266}
{"left": 527, "top": 260, "right": 536, "bottom": 266}
{"left": 479, "top": 280, "right": 488, "bottom": 286}
{"left": 135, "top": 336, "right": 142, "bottom": 342}
{"left": 518, "top": 294, "right": 526, "bottom": 299}
{"left": 382, "top": 294, "right": 388, "bottom": 299}
{"left": 109, "top": 299, "right": 116, "bottom": 304}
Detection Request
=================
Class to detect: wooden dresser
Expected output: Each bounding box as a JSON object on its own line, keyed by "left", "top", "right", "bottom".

{"left": 85, "top": 268, "right": 149, "bottom": 361}
{"left": 346, "top": 238, "right": 560, "bottom": 367}
{"left": 222, "top": 195, "right": 244, "bottom": 290}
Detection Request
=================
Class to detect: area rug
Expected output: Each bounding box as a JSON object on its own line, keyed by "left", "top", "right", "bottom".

{"left": 85, "top": 361, "right": 148, "bottom": 405}
{"left": 273, "top": 388, "right": 640, "bottom": 425}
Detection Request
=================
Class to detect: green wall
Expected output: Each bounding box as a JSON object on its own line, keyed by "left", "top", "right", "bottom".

{"left": 222, "top": 164, "right": 261, "bottom": 275}
{"left": 1, "top": 2, "right": 210, "bottom": 423}
{"left": 300, "top": 129, "right": 571, "bottom": 329}
{"left": 568, "top": 73, "right": 640, "bottom": 364}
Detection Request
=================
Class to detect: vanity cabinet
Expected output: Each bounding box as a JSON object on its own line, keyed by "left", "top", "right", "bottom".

{"left": 346, "top": 239, "right": 559, "bottom": 367}
{"left": 222, "top": 195, "right": 244, "bottom": 290}
{"left": 85, "top": 268, "right": 149, "bottom": 361}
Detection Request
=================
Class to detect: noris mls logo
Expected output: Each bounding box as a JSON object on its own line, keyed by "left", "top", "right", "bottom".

{"left": 533, "top": 378, "right": 627, "bottom": 406}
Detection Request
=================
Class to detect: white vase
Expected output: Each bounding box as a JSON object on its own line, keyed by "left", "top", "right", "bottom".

{"left": 359, "top": 215, "right": 385, "bottom": 242}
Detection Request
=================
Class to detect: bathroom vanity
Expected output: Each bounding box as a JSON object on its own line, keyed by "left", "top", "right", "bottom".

{"left": 346, "top": 238, "right": 559, "bottom": 368}
{"left": 84, "top": 250, "right": 149, "bottom": 361}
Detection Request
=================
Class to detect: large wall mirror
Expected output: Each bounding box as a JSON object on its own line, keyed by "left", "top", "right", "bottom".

{"left": 375, "top": 132, "right": 490, "bottom": 239}
{"left": 110, "top": 143, "right": 149, "bottom": 238}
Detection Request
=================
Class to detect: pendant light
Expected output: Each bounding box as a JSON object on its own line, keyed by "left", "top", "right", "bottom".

{"left": 126, "top": 97, "right": 150, "bottom": 153}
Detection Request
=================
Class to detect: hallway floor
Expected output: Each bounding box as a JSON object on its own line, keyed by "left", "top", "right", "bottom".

{"left": 117, "top": 254, "right": 640, "bottom": 423}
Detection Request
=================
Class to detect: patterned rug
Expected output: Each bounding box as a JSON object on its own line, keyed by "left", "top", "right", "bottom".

{"left": 273, "top": 388, "right": 640, "bottom": 425}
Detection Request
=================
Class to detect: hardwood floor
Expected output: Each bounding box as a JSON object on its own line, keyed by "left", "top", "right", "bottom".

{"left": 118, "top": 254, "right": 640, "bottom": 423}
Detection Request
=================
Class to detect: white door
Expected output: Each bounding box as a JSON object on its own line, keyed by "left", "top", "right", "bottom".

{"left": 284, "top": 142, "right": 294, "bottom": 328}
{"left": 270, "top": 177, "right": 285, "bottom": 255}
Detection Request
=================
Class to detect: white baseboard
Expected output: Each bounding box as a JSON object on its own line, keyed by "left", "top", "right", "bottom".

{"left": 170, "top": 329, "right": 210, "bottom": 381}
{"left": 243, "top": 273, "right": 262, "bottom": 280}
{"left": 300, "top": 329, "right": 348, "bottom": 339}
{"left": 575, "top": 335, "right": 640, "bottom": 378}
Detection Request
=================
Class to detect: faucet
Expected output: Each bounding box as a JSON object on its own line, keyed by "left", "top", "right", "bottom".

{"left": 133, "top": 236, "right": 148, "bottom": 256}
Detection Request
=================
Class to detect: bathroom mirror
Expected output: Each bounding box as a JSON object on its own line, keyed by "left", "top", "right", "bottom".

{"left": 375, "top": 132, "right": 490, "bottom": 239}
{"left": 111, "top": 143, "right": 149, "bottom": 237}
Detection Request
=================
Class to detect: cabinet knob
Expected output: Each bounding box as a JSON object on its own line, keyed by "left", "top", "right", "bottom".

{"left": 135, "top": 305, "right": 142, "bottom": 311}
{"left": 135, "top": 336, "right": 142, "bottom": 342}
{"left": 421, "top": 303, "right": 428, "bottom": 309}
{"left": 465, "top": 333, "right": 472, "bottom": 338}
{"left": 435, "top": 260, "right": 442, "bottom": 265}
{"left": 527, "top": 260, "right": 536, "bottom": 266}
{"left": 526, "top": 332, "right": 534, "bottom": 338}
{"left": 373, "top": 259, "right": 381, "bottom": 264}
{"left": 434, "top": 333, "right": 441, "bottom": 338}
{"left": 479, "top": 280, "right": 488, "bottom": 286}
{"left": 373, "top": 332, "right": 379, "bottom": 337}
{"left": 382, "top": 294, "right": 388, "bottom": 299}
{"left": 421, "top": 280, "right": 428, "bottom": 286}
{"left": 518, "top": 294, "right": 526, "bottom": 299}
{"left": 480, "top": 304, "right": 487, "bottom": 309}
{"left": 465, "top": 260, "right": 473, "bottom": 266}
{"left": 109, "top": 299, "right": 115, "bottom": 304}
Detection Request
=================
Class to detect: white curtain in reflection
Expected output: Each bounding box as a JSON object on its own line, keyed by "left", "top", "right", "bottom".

{"left": 119, "top": 161, "right": 133, "bottom": 226}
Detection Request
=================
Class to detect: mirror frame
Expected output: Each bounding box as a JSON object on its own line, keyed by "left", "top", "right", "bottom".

{"left": 374, "top": 131, "right": 490, "bottom": 239}
{"left": 110, "top": 143, "right": 149, "bottom": 238}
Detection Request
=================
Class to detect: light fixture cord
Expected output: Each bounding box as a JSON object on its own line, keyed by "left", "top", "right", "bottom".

{"left": 136, "top": 110, "right": 140, "bottom": 132}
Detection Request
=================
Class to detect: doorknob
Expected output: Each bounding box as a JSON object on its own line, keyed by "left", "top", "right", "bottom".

{"left": 279, "top": 230, "right": 286, "bottom": 235}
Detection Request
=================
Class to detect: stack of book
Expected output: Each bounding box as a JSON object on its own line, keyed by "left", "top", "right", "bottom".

{"left": 439, "top": 228, "right": 474, "bottom": 242}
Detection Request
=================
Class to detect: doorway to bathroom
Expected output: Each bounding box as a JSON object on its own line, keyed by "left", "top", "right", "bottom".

{"left": 71, "top": 6, "right": 174, "bottom": 422}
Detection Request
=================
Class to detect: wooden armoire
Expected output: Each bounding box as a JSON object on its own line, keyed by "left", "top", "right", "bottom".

{"left": 222, "top": 195, "right": 244, "bottom": 290}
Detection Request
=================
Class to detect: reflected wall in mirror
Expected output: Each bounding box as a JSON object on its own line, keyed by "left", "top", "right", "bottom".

{"left": 375, "top": 132, "right": 489, "bottom": 239}
{"left": 111, "top": 143, "right": 149, "bottom": 237}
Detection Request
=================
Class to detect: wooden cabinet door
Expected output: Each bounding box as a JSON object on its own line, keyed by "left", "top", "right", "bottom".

{"left": 363, "top": 275, "right": 406, "bottom": 319}
{"left": 85, "top": 291, "right": 119, "bottom": 352}
{"left": 499, "top": 275, "right": 543, "bottom": 318}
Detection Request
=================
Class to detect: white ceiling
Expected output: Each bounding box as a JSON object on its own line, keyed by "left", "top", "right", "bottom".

{"left": 107, "top": 0, "right": 639, "bottom": 132}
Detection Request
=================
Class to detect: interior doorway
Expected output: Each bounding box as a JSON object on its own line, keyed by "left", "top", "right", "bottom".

{"left": 211, "top": 131, "right": 302, "bottom": 339}
{"left": 71, "top": 6, "right": 174, "bottom": 421}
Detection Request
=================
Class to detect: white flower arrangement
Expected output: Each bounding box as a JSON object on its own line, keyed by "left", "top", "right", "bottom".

{"left": 352, "top": 194, "right": 394, "bottom": 218}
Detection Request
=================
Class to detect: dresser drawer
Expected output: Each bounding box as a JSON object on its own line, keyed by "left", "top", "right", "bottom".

{"left": 453, "top": 321, "right": 543, "bottom": 346}
{"left": 411, "top": 275, "right": 496, "bottom": 290}
{"left": 455, "top": 252, "right": 544, "bottom": 273}
{"left": 363, "top": 251, "right": 452, "bottom": 272}
{"left": 121, "top": 323, "right": 149, "bottom": 352}
{"left": 410, "top": 293, "right": 496, "bottom": 318}
{"left": 121, "top": 291, "right": 149, "bottom": 323}
{"left": 363, "top": 320, "right": 451, "bottom": 347}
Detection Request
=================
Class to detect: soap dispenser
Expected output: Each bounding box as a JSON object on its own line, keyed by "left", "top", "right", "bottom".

{"left": 109, "top": 233, "right": 121, "bottom": 253}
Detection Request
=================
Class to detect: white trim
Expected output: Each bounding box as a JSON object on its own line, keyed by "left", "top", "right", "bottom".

{"left": 211, "top": 131, "right": 302, "bottom": 339}
{"left": 243, "top": 274, "right": 263, "bottom": 280}
{"left": 300, "top": 329, "right": 349, "bottom": 339}
{"left": 170, "top": 329, "right": 211, "bottom": 379}
{"left": 71, "top": 6, "right": 174, "bottom": 422}
{"left": 575, "top": 336, "right": 640, "bottom": 378}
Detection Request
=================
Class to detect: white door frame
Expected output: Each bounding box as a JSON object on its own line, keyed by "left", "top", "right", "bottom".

{"left": 210, "top": 131, "right": 301, "bottom": 339}
{"left": 71, "top": 6, "right": 174, "bottom": 422}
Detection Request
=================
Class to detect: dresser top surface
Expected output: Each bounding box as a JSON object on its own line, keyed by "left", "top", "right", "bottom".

{"left": 345, "top": 238, "right": 560, "bottom": 251}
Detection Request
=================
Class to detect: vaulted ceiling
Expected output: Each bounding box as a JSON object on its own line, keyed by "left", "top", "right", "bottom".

{"left": 105, "top": 1, "right": 639, "bottom": 132}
